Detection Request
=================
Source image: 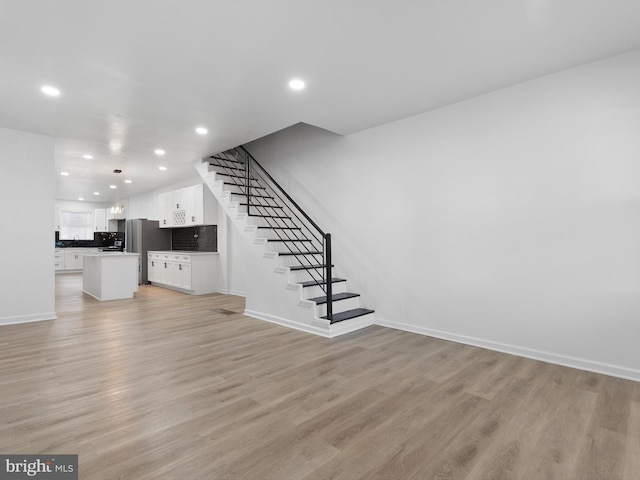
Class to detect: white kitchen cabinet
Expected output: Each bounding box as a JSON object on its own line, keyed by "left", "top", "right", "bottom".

{"left": 54, "top": 249, "right": 65, "bottom": 271}
{"left": 174, "top": 261, "right": 192, "bottom": 290}
{"left": 54, "top": 207, "right": 61, "bottom": 232}
{"left": 147, "top": 251, "right": 218, "bottom": 294}
{"left": 177, "top": 187, "right": 198, "bottom": 225}
{"left": 55, "top": 248, "right": 100, "bottom": 272}
{"left": 147, "top": 255, "right": 158, "bottom": 283}
{"left": 93, "top": 208, "right": 108, "bottom": 232}
{"left": 93, "top": 209, "right": 117, "bottom": 232}
{"left": 159, "top": 192, "right": 172, "bottom": 228}
{"left": 147, "top": 253, "right": 167, "bottom": 284}
{"left": 64, "top": 250, "right": 84, "bottom": 270}
{"left": 158, "top": 184, "right": 215, "bottom": 228}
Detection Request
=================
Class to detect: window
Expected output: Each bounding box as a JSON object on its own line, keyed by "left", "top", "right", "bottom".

{"left": 59, "top": 211, "right": 93, "bottom": 240}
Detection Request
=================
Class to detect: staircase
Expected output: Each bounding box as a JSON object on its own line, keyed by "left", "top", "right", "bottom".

{"left": 195, "top": 146, "right": 374, "bottom": 337}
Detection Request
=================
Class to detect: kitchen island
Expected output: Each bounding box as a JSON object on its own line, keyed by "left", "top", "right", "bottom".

{"left": 83, "top": 252, "right": 140, "bottom": 301}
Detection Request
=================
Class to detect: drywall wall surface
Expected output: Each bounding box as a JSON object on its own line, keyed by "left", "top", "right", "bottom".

{"left": 0, "top": 127, "right": 56, "bottom": 325}
{"left": 246, "top": 50, "right": 640, "bottom": 379}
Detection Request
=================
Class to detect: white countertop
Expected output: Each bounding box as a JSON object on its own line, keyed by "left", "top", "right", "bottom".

{"left": 84, "top": 252, "right": 140, "bottom": 257}
{"left": 147, "top": 250, "right": 218, "bottom": 255}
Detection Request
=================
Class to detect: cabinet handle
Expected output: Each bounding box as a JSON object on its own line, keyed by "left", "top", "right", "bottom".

{"left": 151, "top": 261, "right": 154, "bottom": 266}
{"left": 176, "top": 203, "right": 179, "bottom": 209}
{"left": 179, "top": 264, "right": 182, "bottom": 271}
{"left": 164, "top": 263, "right": 167, "bottom": 268}
{"left": 191, "top": 216, "right": 195, "bottom": 222}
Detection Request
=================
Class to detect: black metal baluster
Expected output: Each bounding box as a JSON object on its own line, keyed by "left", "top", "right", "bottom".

{"left": 325, "top": 233, "right": 332, "bottom": 320}
{"left": 245, "top": 153, "right": 251, "bottom": 216}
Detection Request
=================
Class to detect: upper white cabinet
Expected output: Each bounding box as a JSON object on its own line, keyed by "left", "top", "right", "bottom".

{"left": 54, "top": 207, "right": 61, "bottom": 231}
{"left": 94, "top": 208, "right": 108, "bottom": 232}
{"left": 93, "top": 209, "right": 117, "bottom": 232}
{"left": 159, "top": 184, "right": 215, "bottom": 228}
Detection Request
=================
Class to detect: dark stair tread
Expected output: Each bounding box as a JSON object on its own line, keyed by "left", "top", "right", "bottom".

{"left": 322, "top": 308, "right": 375, "bottom": 324}
{"left": 257, "top": 226, "right": 301, "bottom": 230}
{"left": 299, "top": 278, "right": 346, "bottom": 287}
{"left": 241, "top": 203, "right": 284, "bottom": 209}
{"left": 209, "top": 164, "right": 245, "bottom": 172}
{"left": 267, "top": 238, "right": 312, "bottom": 242}
{"left": 217, "top": 172, "right": 262, "bottom": 182}
{"left": 209, "top": 155, "right": 244, "bottom": 165}
{"left": 249, "top": 214, "right": 290, "bottom": 219}
{"left": 277, "top": 251, "right": 321, "bottom": 255}
{"left": 290, "top": 263, "right": 333, "bottom": 271}
{"left": 308, "top": 292, "right": 360, "bottom": 305}
{"left": 232, "top": 193, "right": 275, "bottom": 199}
{"left": 223, "top": 182, "right": 267, "bottom": 190}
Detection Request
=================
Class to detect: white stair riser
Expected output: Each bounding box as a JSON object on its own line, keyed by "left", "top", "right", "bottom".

{"left": 243, "top": 216, "right": 299, "bottom": 228}
{"left": 302, "top": 282, "right": 348, "bottom": 298}
{"left": 256, "top": 230, "right": 311, "bottom": 240}
{"left": 286, "top": 269, "right": 338, "bottom": 285}
{"left": 235, "top": 205, "right": 286, "bottom": 215}
{"left": 265, "top": 242, "right": 316, "bottom": 252}
{"left": 315, "top": 296, "right": 362, "bottom": 317}
{"left": 276, "top": 255, "right": 324, "bottom": 267}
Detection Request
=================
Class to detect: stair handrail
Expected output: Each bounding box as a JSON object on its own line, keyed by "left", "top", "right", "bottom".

{"left": 236, "top": 146, "right": 334, "bottom": 320}
{"left": 238, "top": 146, "right": 325, "bottom": 236}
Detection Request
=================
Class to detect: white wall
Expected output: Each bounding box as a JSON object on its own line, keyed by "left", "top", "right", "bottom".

{"left": 0, "top": 127, "right": 56, "bottom": 325}
{"left": 56, "top": 200, "right": 111, "bottom": 212}
{"left": 245, "top": 50, "right": 640, "bottom": 381}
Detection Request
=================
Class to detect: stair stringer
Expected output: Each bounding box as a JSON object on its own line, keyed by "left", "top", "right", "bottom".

{"left": 195, "top": 160, "right": 374, "bottom": 337}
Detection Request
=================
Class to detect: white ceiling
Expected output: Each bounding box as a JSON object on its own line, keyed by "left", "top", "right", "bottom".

{"left": 1, "top": 0, "right": 640, "bottom": 202}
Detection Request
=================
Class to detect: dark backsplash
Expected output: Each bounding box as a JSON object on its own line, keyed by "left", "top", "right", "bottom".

{"left": 171, "top": 225, "right": 217, "bottom": 252}
{"left": 55, "top": 231, "right": 124, "bottom": 248}
{"left": 55, "top": 227, "right": 217, "bottom": 252}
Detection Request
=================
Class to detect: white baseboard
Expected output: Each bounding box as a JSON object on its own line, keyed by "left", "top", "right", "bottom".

{"left": 0, "top": 312, "right": 57, "bottom": 326}
{"left": 326, "top": 313, "right": 375, "bottom": 337}
{"left": 375, "top": 317, "right": 640, "bottom": 383}
{"left": 217, "top": 289, "right": 246, "bottom": 297}
{"left": 244, "top": 309, "right": 332, "bottom": 337}
{"left": 245, "top": 309, "right": 375, "bottom": 338}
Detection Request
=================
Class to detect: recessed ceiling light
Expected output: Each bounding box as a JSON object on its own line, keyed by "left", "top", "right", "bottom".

{"left": 78, "top": 197, "right": 84, "bottom": 201}
{"left": 60, "top": 172, "right": 69, "bottom": 176}
{"left": 124, "top": 179, "right": 132, "bottom": 184}
{"left": 93, "top": 192, "right": 100, "bottom": 196}
{"left": 154, "top": 149, "right": 166, "bottom": 156}
{"left": 288, "top": 78, "right": 305, "bottom": 91}
{"left": 158, "top": 166, "right": 167, "bottom": 171}
{"left": 83, "top": 154, "right": 93, "bottom": 160}
{"left": 41, "top": 85, "right": 61, "bottom": 97}
{"left": 195, "top": 127, "right": 208, "bottom": 135}
{"left": 109, "top": 185, "right": 117, "bottom": 189}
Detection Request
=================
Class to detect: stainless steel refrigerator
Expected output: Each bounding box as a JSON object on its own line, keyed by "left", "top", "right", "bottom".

{"left": 125, "top": 219, "right": 171, "bottom": 284}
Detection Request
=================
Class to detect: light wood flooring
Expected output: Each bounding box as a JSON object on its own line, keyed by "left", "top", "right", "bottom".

{"left": 1, "top": 273, "right": 639, "bottom": 479}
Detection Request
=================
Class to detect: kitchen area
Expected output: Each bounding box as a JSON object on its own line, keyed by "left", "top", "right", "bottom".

{"left": 55, "top": 183, "right": 220, "bottom": 301}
